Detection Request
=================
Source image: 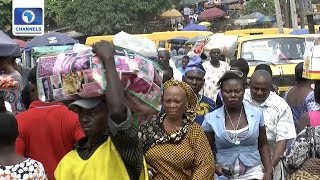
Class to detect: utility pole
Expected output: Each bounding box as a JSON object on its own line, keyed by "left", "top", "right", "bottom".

{"left": 298, "top": 0, "right": 305, "bottom": 28}
{"left": 289, "top": 0, "right": 299, "bottom": 30}
{"left": 274, "top": 0, "right": 284, "bottom": 33}
{"left": 282, "top": 0, "right": 290, "bottom": 27}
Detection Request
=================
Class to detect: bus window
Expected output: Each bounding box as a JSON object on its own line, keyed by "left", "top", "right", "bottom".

{"left": 159, "top": 41, "right": 166, "bottom": 48}
{"left": 250, "top": 33, "right": 263, "bottom": 35}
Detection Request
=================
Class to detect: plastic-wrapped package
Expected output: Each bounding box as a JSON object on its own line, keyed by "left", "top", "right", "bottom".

{"left": 113, "top": 31, "right": 157, "bottom": 58}
{"left": 36, "top": 46, "right": 163, "bottom": 111}
{"left": 189, "top": 34, "right": 238, "bottom": 59}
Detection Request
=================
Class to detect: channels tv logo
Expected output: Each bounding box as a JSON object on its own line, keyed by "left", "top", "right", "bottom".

{"left": 12, "top": 0, "right": 44, "bottom": 36}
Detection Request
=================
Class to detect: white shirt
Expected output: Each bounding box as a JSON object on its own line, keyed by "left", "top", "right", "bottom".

{"left": 169, "top": 59, "right": 182, "bottom": 81}
{"left": 201, "top": 61, "right": 230, "bottom": 101}
{"left": 244, "top": 90, "right": 296, "bottom": 180}
{"left": 244, "top": 90, "right": 296, "bottom": 142}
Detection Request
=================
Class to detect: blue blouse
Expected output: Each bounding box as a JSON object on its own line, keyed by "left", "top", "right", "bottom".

{"left": 202, "top": 101, "right": 265, "bottom": 167}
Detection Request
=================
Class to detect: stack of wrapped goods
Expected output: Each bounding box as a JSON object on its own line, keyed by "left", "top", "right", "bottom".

{"left": 36, "top": 32, "right": 163, "bottom": 111}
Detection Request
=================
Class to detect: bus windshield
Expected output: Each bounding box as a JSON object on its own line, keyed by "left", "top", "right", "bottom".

{"left": 240, "top": 38, "right": 305, "bottom": 63}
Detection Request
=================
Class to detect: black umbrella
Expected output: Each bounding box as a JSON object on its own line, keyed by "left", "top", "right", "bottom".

{"left": 167, "top": 36, "right": 189, "bottom": 44}
{"left": 0, "top": 31, "right": 21, "bottom": 57}
{"left": 25, "top": 32, "right": 77, "bottom": 52}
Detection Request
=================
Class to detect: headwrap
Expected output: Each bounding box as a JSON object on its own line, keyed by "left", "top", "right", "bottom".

{"left": 138, "top": 79, "right": 198, "bottom": 153}
{"left": 184, "top": 55, "right": 206, "bottom": 75}
{"left": 163, "top": 79, "right": 198, "bottom": 120}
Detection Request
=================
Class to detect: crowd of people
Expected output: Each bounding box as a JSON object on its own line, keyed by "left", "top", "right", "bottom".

{"left": 0, "top": 32, "right": 320, "bottom": 180}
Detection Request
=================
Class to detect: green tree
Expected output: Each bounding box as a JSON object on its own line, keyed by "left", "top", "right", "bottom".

{"left": 45, "top": 0, "right": 65, "bottom": 27}
{"left": 0, "top": 0, "right": 12, "bottom": 30}
{"left": 59, "top": 0, "right": 172, "bottom": 35}
{"left": 243, "top": 0, "right": 275, "bottom": 16}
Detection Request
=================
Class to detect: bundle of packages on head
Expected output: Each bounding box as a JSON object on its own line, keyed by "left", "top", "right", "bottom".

{"left": 303, "top": 36, "right": 320, "bottom": 79}
{"left": 36, "top": 42, "right": 163, "bottom": 111}
{"left": 188, "top": 34, "right": 238, "bottom": 60}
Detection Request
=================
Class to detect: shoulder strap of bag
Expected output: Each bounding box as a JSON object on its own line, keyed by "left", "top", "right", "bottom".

{"left": 310, "top": 127, "right": 316, "bottom": 158}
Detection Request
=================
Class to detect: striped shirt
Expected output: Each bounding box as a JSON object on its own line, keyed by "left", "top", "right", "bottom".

{"left": 244, "top": 90, "right": 296, "bottom": 179}
{"left": 244, "top": 90, "right": 296, "bottom": 142}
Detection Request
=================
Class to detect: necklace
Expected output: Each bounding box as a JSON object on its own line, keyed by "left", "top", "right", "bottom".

{"left": 225, "top": 106, "right": 243, "bottom": 145}
{"left": 198, "top": 94, "right": 203, "bottom": 102}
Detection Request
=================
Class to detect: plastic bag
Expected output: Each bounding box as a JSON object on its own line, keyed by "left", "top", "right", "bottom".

{"left": 189, "top": 34, "right": 238, "bottom": 59}
{"left": 113, "top": 31, "right": 157, "bottom": 58}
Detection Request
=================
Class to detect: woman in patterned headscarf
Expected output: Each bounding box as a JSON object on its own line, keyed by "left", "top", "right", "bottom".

{"left": 138, "top": 79, "right": 214, "bottom": 180}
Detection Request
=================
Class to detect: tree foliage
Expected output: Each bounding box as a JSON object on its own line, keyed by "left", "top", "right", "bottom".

{"left": 0, "top": 0, "right": 12, "bottom": 29}
{"left": 243, "top": 0, "right": 275, "bottom": 16}
{"left": 59, "top": 0, "right": 173, "bottom": 35}
{"left": 45, "top": 0, "right": 65, "bottom": 26}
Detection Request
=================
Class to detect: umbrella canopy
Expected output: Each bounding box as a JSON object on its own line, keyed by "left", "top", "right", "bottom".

{"left": 234, "top": 19, "right": 257, "bottom": 25}
{"left": 250, "top": 12, "right": 265, "bottom": 19}
{"left": 185, "top": 35, "right": 209, "bottom": 45}
{"left": 25, "top": 32, "right": 77, "bottom": 52}
{"left": 198, "top": 8, "right": 226, "bottom": 20}
{"left": 182, "top": 24, "right": 209, "bottom": 31}
{"left": 160, "top": 9, "right": 183, "bottom": 18}
{"left": 256, "top": 16, "right": 276, "bottom": 24}
{"left": 0, "top": 31, "right": 21, "bottom": 57}
{"left": 290, "top": 29, "right": 309, "bottom": 35}
{"left": 167, "top": 36, "right": 189, "bottom": 44}
{"left": 14, "top": 39, "right": 26, "bottom": 48}
{"left": 199, "top": 21, "right": 212, "bottom": 27}
{"left": 239, "top": 12, "right": 265, "bottom": 20}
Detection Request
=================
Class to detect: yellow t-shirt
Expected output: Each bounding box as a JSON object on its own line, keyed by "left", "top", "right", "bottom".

{"left": 54, "top": 137, "right": 148, "bottom": 180}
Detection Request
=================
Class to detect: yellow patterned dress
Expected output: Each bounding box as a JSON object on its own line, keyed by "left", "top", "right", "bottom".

{"left": 140, "top": 118, "right": 214, "bottom": 180}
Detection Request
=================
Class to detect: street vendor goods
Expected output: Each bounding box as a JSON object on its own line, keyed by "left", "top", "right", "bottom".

{"left": 37, "top": 46, "right": 163, "bottom": 111}
{"left": 189, "top": 34, "right": 238, "bottom": 59}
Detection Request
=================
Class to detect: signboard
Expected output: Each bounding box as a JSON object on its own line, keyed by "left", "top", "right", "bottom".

{"left": 12, "top": 0, "right": 44, "bottom": 36}
{"left": 303, "top": 37, "right": 320, "bottom": 79}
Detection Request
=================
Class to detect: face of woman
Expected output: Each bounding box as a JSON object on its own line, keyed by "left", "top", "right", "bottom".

{"left": 221, "top": 79, "right": 245, "bottom": 109}
{"left": 162, "top": 86, "right": 187, "bottom": 119}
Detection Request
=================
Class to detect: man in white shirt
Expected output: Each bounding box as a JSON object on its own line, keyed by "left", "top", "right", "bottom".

{"left": 244, "top": 70, "right": 296, "bottom": 180}
{"left": 158, "top": 48, "right": 182, "bottom": 81}
{"left": 202, "top": 48, "right": 230, "bottom": 101}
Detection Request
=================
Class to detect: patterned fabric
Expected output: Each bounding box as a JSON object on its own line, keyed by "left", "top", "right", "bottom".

{"left": 195, "top": 95, "right": 216, "bottom": 125}
{"left": 0, "top": 158, "right": 47, "bottom": 179}
{"left": 283, "top": 126, "right": 320, "bottom": 171}
{"left": 3, "top": 71, "right": 25, "bottom": 115}
{"left": 283, "top": 90, "right": 320, "bottom": 127}
{"left": 201, "top": 61, "right": 230, "bottom": 101}
{"left": 163, "top": 79, "right": 198, "bottom": 118}
{"left": 141, "top": 122, "right": 214, "bottom": 180}
{"left": 139, "top": 114, "right": 190, "bottom": 153}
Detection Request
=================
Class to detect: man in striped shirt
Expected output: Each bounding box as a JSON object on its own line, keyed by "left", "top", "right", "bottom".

{"left": 244, "top": 70, "right": 296, "bottom": 180}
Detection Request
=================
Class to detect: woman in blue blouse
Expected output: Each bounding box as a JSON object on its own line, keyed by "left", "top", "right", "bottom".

{"left": 202, "top": 71, "right": 273, "bottom": 180}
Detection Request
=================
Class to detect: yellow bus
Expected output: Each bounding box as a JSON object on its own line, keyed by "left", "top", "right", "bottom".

{"left": 236, "top": 34, "right": 305, "bottom": 93}
{"left": 85, "top": 31, "right": 213, "bottom": 50}
{"left": 148, "top": 31, "right": 213, "bottom": 49}
{"left": 225, "top": 28, "right": 293, "bottom": 37}
{"left": 85, "top": 34, "right": 152, "bottom": 46}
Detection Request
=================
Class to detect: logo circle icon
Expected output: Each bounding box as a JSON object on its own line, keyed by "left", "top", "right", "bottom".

{"left": 22, "top": 10, "right": 35, "bottom": 24}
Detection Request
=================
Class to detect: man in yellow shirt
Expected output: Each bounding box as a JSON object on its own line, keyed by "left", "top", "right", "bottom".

{"left": 54, "top": 41, "right": 147, "bottom": 180}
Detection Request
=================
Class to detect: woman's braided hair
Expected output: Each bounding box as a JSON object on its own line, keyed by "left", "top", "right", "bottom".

{"left": 163, "top": 79, "right": 198, "bottom": 121}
